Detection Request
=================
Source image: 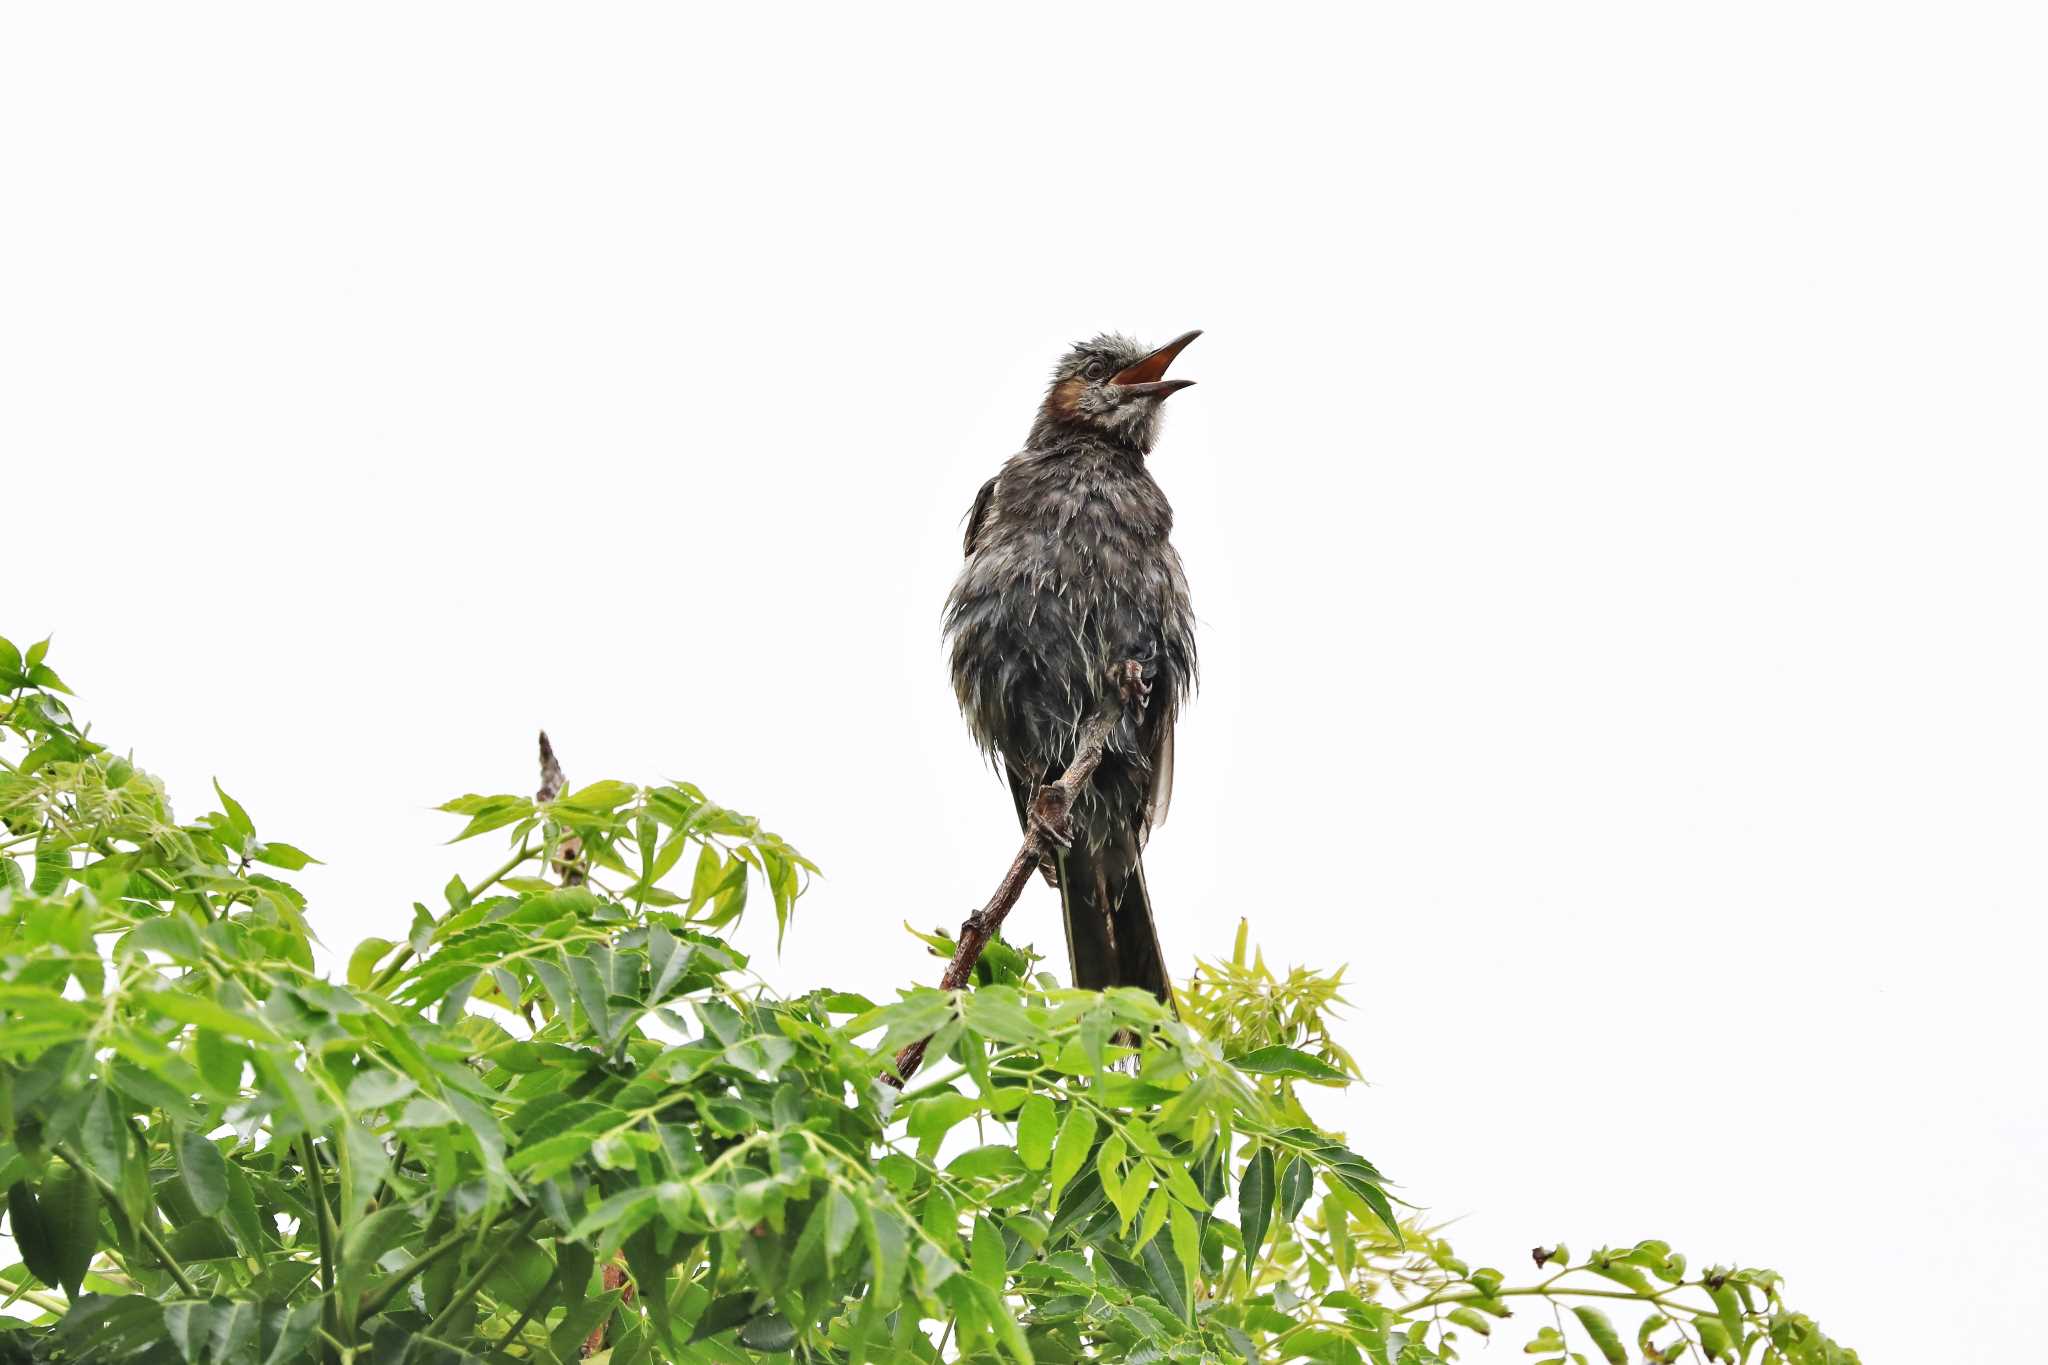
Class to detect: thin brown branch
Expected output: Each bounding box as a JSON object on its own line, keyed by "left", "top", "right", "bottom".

{"left": 887, "top": 698, "right": 1129, "bottom": 1087}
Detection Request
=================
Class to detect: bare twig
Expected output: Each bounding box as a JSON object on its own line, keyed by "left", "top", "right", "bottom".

{"left": 886, "top": 698, "right": 1129, "bottom": 1087}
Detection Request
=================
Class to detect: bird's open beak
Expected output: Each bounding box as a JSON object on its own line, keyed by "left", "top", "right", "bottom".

{"left": 1111, "top": 329, "right": 1201, "bottom": 398}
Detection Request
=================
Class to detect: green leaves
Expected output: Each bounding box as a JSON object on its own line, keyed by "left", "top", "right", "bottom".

{"left": 8, "top": 1181, "right": 61, "bottom": 1294}
{"left": 1239, "top": 1146, "right": 1276, "bottom": 1263}
{"left": 0, "top": 635, "right": 1859, "bottom": 1365}
{"left": 1016, "top": 1092, "right": 1057, "bottom": 1170}
{"left": 1047, "top": 1104, "right": 1096, "bottom": 1201}
{"left": 18, "top": 1164, "right": 100, "bottom": 1297}
{"left": 177, "top": 1130, "right": 230, "bottom": 1217}
{"left": 1235, "top": 1044, "right": 1351, "bottom": 1083}
{"left": 437, "top": 792, "right": 536, "bottom": 843}
{"left": 1572, "top": 1305, "right": 1628, "bottom": 1364}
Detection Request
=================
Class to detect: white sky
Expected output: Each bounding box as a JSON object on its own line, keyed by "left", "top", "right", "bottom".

{"left": 6, "top": 6, "right": 2044, "bottom": 1360}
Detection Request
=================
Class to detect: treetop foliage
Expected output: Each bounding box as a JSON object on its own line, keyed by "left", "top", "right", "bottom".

{"left": 0, "top": 635, "right": 1856, "bottom": 1363}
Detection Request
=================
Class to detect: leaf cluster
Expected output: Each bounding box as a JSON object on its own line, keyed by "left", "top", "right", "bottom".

{"left": 0, "top": 637, "right": 1857, "bottom": 1364}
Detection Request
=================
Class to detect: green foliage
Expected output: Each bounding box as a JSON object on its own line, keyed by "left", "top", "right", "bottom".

{"left": 0, "top": 637, "right": 1859, "bottom": 1363}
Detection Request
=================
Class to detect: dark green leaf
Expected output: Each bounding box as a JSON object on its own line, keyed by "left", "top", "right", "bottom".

{"left": 8, "top": 1181, "right": 59, "bottom": 1291}
{"left": 262, "top": 1301, "right": 323, "bottom": 1365}
{"left": 42, "top": 1162, "right": 100, "bottom": 1297}
{"left": 1278, "top": 1155, "right": 1313, "bottom": 1222}
{"left": 738, "top": 1311, "right": 797, "bottom": 1352}
{"left": 1238, "top": 1146, "right": 1275, "bottom": 1262}
{"left": 177, "top": 1129, "right": 229, "bottom": 1217}
{"left": 687, "top": 1292, "right": 756, "bottom": 1344}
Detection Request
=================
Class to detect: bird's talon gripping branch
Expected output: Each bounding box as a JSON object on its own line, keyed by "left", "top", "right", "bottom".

{"left": 1113, "top": 658, "right": 1153, "bottom": 710}
{"left": 887, "top": 702, "right": 1130, "bottom": 1087}
{"left": 1030, "top": 784, "right": 1074, "bottom": 848}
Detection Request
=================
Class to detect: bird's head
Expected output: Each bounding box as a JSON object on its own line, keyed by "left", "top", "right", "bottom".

{"left": 1030, "top": 330, "right": 1200, "bottom": 453}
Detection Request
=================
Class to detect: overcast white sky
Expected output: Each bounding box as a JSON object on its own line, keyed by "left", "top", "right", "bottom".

{"left": 6, "top": 5, "right": 2044, "bottom": 1359}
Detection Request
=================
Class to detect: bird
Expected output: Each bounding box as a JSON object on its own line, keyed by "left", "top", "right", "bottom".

{"left": 943, "top": 330, "right": 1201, "bottom": 1005}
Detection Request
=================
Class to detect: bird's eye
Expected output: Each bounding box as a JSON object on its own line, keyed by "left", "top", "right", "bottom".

{"left": 1083, "top": 359, "right": 1109, "bottom": 380}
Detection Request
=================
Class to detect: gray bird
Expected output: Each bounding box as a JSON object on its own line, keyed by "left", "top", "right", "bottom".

{"left": 944, "top": 330, "right": 1201, "bottom": 1004}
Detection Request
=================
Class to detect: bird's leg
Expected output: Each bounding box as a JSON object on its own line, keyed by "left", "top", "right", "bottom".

{"left": 1111, "top": 658, "right": 1153, "bottom": 711}
{"left": 1029, "top": 783, "right": 1073, "bottom": 848}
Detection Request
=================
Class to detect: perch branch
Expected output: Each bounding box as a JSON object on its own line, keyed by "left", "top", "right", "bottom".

{"left": 887, "top": 695, "right": 1132, "bottom": 1087}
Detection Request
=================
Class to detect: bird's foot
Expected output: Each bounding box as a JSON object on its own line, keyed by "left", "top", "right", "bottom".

{"left": 1029, "top": 784, "right": 1073, "bottom": 849}
{"left": 1112, "top": 659, "right": 1153, "bottom": 711}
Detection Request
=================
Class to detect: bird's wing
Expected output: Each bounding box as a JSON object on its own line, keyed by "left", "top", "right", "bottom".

{"left": 1141, "top": 706, "right": 1175, "bottom": 844}
{"left": 963, "top": 474, "right": 999, "bottom": 556}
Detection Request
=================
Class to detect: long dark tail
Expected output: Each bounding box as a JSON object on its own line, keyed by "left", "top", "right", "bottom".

{"left": 1054, "top": 831, "right": 1174, "bottom": 1008}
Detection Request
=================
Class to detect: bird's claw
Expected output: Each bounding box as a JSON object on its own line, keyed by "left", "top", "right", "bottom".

{"left": 1113, "top": 659, "right": 1153, "bottom": 711}
{"left": 1029, "top": 785, "right": 1073, "bottom": 849}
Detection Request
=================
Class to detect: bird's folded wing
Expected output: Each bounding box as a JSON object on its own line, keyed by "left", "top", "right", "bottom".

{"left": 963, "top": 474, "right": 1000, "bottom": 556}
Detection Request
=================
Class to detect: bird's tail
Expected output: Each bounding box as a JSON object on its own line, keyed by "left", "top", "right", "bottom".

{"left": 1055, "top": 832, "right": 1175, "bottom": 1009}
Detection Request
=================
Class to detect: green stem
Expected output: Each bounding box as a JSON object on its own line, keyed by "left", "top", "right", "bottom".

{"left": 353, "top": 1207, "right": 518, "bottom": 1326}
{"left": 490, "top": 1261, "right": 561, "bottom": 1355}
{"left": 419, "top": 1206, "right": 546, "bottom": 1341}
{"left": 301, "top": 1137, "right": 340, "bottom": 1356}
{"left": 9, "top": 1285, "right": 68, "bottom": 1314}
{"left": 1395, "top": 1280, "right": 1710, "bottom": 1317}
{"left": 53, "top": 1146, "right": 198, "bottom": 1298}
{"left": 368, "top": 842, "right": 534, "bottom": 991}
